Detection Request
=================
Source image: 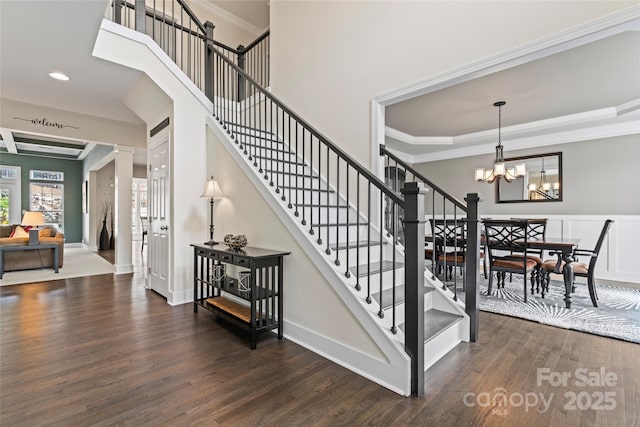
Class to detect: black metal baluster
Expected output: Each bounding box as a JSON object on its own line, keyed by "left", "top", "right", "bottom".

{"left": 378, "top": 188, "right": 384, "bottom": 318}
{"left": 391, "top": 202, "right": 397, "bottom": 334}
{"left": 453, "top": 206, "right": 458, "bottom": 301}
{"left": 431, "top": 187, "right": 436, "bottom": 280}
{"left": 325, "top": 146, "right": 330, "bottom": 255}
{"left": 303, "top": 129, "right": 308, "bottom": 227}
{"left": 316, "top": 137, "right": 322, "bottom": 245}
{"left": 269, "top": 100, "right": 274, "bottom": 187}
{"left": 288, "top": 116, "right": 292, "bottom": 208}
{"left": 294, "top": 122, "right": 299, "bottom": 215}
{"left": 345, "top": 164, "right": 350, "bottom": 277}
{"left": 442, "top": 196, "right": 447, "bottom": 289}
{"left": 355, "top": 173, "right": 360, "bottom": 290}
{"left": 366, "top": 182, "right": 371, "bottom": 304}
{"left": 334, "top": 159, "right": 340, "bottom": 265}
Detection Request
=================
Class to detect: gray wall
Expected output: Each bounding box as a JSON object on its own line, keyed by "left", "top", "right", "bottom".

{"left": 0, "top": 153, "right": 83, "bottom": 242}
{"left": 412, "top": 134, "right": 640, "bottom": 216}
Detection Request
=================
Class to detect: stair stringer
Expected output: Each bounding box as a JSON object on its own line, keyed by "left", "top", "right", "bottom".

{"left": 206, "top": 115, "right": 412, "bottom": 396}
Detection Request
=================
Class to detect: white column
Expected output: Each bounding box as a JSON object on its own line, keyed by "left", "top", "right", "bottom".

{"left": 114, "top": 146, "right": 134, "bottom": 274}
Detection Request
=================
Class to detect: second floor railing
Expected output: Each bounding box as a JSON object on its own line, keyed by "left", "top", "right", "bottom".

{"left": 110, "top": 0, "right": 269, "bottom": 95}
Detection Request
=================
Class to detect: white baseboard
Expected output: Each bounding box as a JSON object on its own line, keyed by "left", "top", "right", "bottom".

{"left": 114, "top": 264, "right": 134, "bottom": 274}
{"left": 64, "top": 242, "right": 85, "bottom": 248}
{"left": 283, "top": 320, "right": 410, "bottom": 396}
{"left": 169, "top": 288, "right": 194, "bottom": 306}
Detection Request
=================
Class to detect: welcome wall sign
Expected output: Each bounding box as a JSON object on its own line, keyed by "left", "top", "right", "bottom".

{"left": 13, "top": 116, "right": 79, "bottom": 130}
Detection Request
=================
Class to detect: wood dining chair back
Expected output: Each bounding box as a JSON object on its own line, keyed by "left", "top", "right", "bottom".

{"left": 483, "top": 219, "right": 537, "bottom": 302}
{"left": 505, "top": 218, "right": 548, "bottom": 291}
{"left": 429, "top": 219, "right": 467, "bottom": 281}
{"left": 541, "top": 219, "right": 613, "bottom": 307}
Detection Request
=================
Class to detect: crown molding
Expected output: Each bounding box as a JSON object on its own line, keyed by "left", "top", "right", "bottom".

{"left": 188, "top": 1, "right": 263, "bottom": 36}
{"left": 374, "top": 6, "right": 640, "bottom": 106}
{"left": 407, "top": 121, "right": 640, "bottom": 164}
{"left": 384, "top": 126, "right": 452, "bottom": 145}
{"left": 386, "top": 99, "right": 640, "bottom": 150}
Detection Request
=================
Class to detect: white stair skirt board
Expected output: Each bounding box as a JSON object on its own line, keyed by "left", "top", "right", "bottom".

{"left": 207, "top": 104, "right": 468, "bottom": 394}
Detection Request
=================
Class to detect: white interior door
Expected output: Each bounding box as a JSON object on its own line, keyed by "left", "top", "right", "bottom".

{"left": 148, "top": 135, "right": 170, "bottom": 298}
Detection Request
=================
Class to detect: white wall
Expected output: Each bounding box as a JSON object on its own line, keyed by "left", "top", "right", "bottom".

{"left": 270, "top": 1, "right": 637, "bottom": 170}
{"left": 187, "top": 1, "right": 262, "bottom": 47}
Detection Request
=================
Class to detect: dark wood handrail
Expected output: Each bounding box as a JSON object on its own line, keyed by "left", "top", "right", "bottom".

{"left": 209, "top": 41, "right": 404, "bottom": 206}
{"left": 213, "top": 40, "right": 239, "bottom": 53}
{"left": 380, "top": 144, "right": 466, "bottom": 210}
{"left": 175, "top": 0, "right": 206, "bottom": 34}
{"left": 244, "top": 30, "right": 270, "bottom": 51}
{"left": 120, "top": 0, "right": 206, "bottom": 38}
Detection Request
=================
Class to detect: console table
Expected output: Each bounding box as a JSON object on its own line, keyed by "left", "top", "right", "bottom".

{"left": 191, "top": 244, "right": 290, "bottom": 349}
{"left": 0, "top": 243, "right": 59, "bottom": 279}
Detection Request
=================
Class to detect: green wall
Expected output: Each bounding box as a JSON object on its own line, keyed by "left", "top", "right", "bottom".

{"left": 0, "top": 153, "right": 83, "bottom": 242}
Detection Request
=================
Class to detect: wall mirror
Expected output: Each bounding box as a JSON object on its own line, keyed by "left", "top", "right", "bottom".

{"left": 496, "top": 152, "right": 562, "bottom": 203}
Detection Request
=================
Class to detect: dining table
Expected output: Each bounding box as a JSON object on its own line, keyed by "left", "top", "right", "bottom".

{"left": 525, "top": 237, "right": 581, "bottom": 309}
{"left": 425, "top": 233, "right": 582, "bottom": 309}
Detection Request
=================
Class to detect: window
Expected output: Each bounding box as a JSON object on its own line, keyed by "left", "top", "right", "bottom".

{"left": 0, "top": 188, "right": 9, "bottom": 224}
{"left": 30, "top": 182, "right": 64, "bottom": 230}
{"left": 131, "top": 178, "right": 148, "bottom": 239}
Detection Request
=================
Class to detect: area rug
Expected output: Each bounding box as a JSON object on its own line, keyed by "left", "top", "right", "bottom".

{"left": 451, "top": 275, "right": 640, "bottom": 344}
{"left": 0, "top": 248, "right": 114, "bottom": 286}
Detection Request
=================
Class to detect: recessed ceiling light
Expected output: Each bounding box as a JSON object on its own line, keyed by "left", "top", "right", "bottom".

{"left": 49, "top": 72, "right": 69, "bottom": 81}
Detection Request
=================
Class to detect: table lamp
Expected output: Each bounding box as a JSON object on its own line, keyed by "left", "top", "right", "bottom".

{"left": 200, "top": 177, "right": 225, "bottom": 245}
{"left": 21, "top": 211, "right": 45, "bottom": 246}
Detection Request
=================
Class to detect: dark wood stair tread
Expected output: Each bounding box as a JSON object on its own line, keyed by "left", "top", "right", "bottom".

{"left": 279, "top": 186, "right": 335, "bottom": 192}
{"left": 350, "top": 261, "right": 403, "bottom": 277}
{"left": 372, "top": 285, "right": 434, "bottom": 310}
{"left": 398, "top": 309, "right": 462, "bottom": 343}
{"left": 311, "top": 222, "right": 368, "bottom": 227}
{"left": 330, "top": 240, "right": 386, "bottom": 250}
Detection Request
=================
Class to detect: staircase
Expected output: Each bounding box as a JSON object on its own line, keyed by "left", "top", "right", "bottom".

{"left": 211, "top": 115, "right": 472, "bottom": 379}
{"left": 109, "top": 0, "right": 480, "bottom": 397}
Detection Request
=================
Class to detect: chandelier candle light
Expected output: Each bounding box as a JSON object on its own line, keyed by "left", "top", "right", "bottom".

{"left": 200, "top": 177, "right": 225, "bottom": 245}
{"left": 475, "top": 101, "right": 526, "bottom": 183}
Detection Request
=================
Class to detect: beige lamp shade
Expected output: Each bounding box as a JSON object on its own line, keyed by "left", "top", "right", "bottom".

{"left": 21, "top": 211, "right": 45, "bottom": 226}
{"left": 200, "top": 177, "right": 224, "bottom": 199}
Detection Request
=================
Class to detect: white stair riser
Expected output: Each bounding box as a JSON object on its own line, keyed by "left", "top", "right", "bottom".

{"left": 424, "top": 320, "right": 464, "bottom": 370}
{"left": 296, "top": 206, "right": 361, "bottom": 224}
{"left": 328, "top": 245, "right": 384, "bottom": 267}
{"left": 352, "top": 267, "right": 405, "bottom": 288}
{"left": 312, "top": 225, "right": 377, "bottom": 245}
{"left": 388, "top": 291, "right": 435, "bottom": 322}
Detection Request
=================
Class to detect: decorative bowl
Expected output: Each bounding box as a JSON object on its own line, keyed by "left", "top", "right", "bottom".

{"left": 223, "top": 234, "right": 248, "bottom": 251}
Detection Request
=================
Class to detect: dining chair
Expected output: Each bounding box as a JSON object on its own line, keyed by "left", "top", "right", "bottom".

{"left": 429, "top": 219, "right": 467, "bottom": 281}
{"left": 140, "top": 216, "right": 148, "bottom": 253}
{"left": 505, "top": 218, "right": 548, "bottom": 293}
{"left": 540, "top": 219, "right": 613, "bottom": 307}
{"left": 483, "top": 219, "right": 537, "bottom": 302}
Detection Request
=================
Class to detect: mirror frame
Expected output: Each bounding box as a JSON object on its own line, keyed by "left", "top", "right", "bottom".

{"left": 496, "top": 152, "right": 563, "bottom": 203}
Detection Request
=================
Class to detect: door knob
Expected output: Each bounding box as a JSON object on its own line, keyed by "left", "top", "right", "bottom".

{"left": 160, "top": 225, "right": 168, "bottom": 230}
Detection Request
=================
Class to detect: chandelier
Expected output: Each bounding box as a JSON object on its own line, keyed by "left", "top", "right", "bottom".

{"left": 475, "top": 101, "right": 525, "bottom": 183}
{"left": 528, "top": 157, "right": 551, "bottom": 192}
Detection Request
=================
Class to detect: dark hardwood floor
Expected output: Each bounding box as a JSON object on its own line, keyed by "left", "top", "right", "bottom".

{"left": 1, "top": 265, "right": 638, "bottom": 426}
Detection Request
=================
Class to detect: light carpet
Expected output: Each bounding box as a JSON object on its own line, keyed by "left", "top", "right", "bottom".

{"left": 0, "top": 248, "right": 114, "bottom": 286}
{"left": 450, "top": 275, "right": 640, "bottom": 344}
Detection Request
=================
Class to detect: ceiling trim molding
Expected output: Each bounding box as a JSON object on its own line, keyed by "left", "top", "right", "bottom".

{"left": 384, "top": 126, "right": 452, "bottom": 145}
{"left": 187, "top": 0, "right": 263, "bottom": 36}
{"left": 0, "top": 128, "right": 17, "bottom": 153}
{"left": 373, "top": 6, "right": 640, "bottom": 106}
{"left": 386, "top": 100, "right": 639, "bottom": 147}
{"left": 407, "top": 121, "right": 640, "bottom": 164}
